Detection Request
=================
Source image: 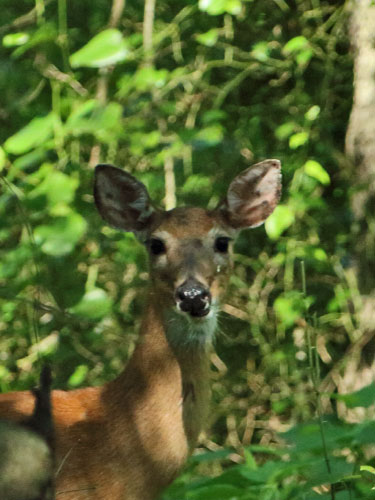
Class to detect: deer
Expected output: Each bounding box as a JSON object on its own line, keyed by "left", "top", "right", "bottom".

{"left": 0, "top": 159, "right": 281, "bottom": 500}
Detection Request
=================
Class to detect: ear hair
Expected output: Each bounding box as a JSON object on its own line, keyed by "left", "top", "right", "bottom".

{"left": 219, "top": 159, "right": 282, "bottom": 229}
{"left": 94, "top": 164, "right": 157, "bottom": 234}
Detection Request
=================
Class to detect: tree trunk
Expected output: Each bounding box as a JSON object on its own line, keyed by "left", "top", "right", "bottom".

{"left": 345, "top": 0, "right": 375, "bottom": 297}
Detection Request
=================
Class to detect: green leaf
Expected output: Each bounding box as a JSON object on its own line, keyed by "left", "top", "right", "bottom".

{"left": 251, "top": 41, "right": 270, "bottom": 62}
{"left": 202, "top": 110, "right": 227, "bottom": 124}
{"left": 192, "top": 125, "right": 224, "bottom": 148}
{"left": 70, "top": 29, "right": 129, "bottom": 68}
{"left": 34, "top": 214, "right": 87, "bottom": 256}
{"left": 68, "top": 365, "right": 88, "bottom": 388}
{"left": 296, "top": 48, "right": 313, "bottom": 65}
{"left": 186, "top": 484, "right": 243, "bottom": 499}
{"left": 133, "top": 67, "right": 169, "bottom": 91}
{"left": 244, "top": 448, "right": 257, "bottom": 469}
{"left": 196, "top": 29, "right": 219, "bottom": 47}
{"left": 336, "top": 383, "right": 375, "bottom": 409}
{"left": 191, "top": 448, "right": 233, "bottom": 464}
{"left": 265, "top": 205, "right": 295, "bottom": 240}
{"left": 0, "top": 146, "right": 6, "bottom": 170}
{"left": 199, "top": 0, "right": 242, "bottom": 16}
{"left": 305, "top": 105, "right": 320, "bottom": 121}
{"left": 283, "top": 35, "right": 309, "bottom": 54}
{"left": 361, "top": 465, "right": 375, "bottom": 475}
{"left": 30, "top": 169, "right": 79, "bottom": 207}
{"left": 71, "top": 288, "right": 113, "bottom": 320}
{"left": 66, "top": 100, "right": 123, "bottom": 142}
{"left": 304, "top": 160, "right": 330, "bottom": 185}
{"left": 4, "top": 113, "right": 56, "bottom": 155}
{"left": 313, "top": 248, "right": 328, "bottom": 262}
{"left": 274, "top": 291, "right": 306, "bottom": 328}
{"left": 181, "top": 175, "right": 211, "bottom": 195}
{"left": 275, "top": 122, "right": 295, "bottom": 140}
{"left": 3, "top": 32, "right": 29, "bottom": 47}
{"left": 289, "top": 131, "right": 308, "bottom": 149}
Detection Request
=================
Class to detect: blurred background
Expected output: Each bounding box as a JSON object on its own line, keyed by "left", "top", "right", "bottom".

{"left": 1, "top": 0, "right": 375, "bottom": 497}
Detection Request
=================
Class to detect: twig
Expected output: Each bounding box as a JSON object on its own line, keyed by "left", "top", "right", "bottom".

{"left": 88, "top": 0, "right": 126, "bottom": 167}
{"left": 143, "top": 0, "right": 156, "bottom": 67}
{"left": 301, "top": 261, "right": 335, "bottom": 499}
{"left": 164, "top": 156, "right": 176, "bottom": 210}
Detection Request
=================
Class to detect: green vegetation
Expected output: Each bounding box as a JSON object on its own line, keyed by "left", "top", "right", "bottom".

{"left": 1, "top": 0, "right": 374, "bottom": 498}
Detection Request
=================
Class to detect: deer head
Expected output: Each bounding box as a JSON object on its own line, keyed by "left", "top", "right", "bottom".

{"left": 94, "top": 160, "right": 281, "bottom": 344}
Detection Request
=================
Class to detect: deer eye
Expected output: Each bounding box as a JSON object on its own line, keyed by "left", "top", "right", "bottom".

{"left": 214, "top": 237, "right": 231, "bottom": 253}
{"left": 149, "top": 238, "right": 166, "bottom": 256}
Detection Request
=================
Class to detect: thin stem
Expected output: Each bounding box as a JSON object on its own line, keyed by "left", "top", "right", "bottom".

{"left": 109, "top": 0, "right": 126, "bottom": 28}
{"left": 164, "top": 156, "right": 176, "bottom": 210}
{"left": 88, "top": 0, "right": 126, "bottom": 167}
{"left": 143, "top": 0, "right": 156, "bottom": 66}
{"left": 58, "top": 0, "right": 70, "bottom": 72}
{"left": 300, "top": 261, "right": 335, "bottom": 499}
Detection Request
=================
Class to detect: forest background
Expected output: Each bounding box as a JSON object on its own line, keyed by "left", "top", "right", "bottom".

{"left": 1, "top": 0, "right": 375, "bottom": 498}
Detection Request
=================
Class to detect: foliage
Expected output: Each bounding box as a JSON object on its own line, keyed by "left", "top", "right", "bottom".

{"left": 1, "top": 0, "right": 373, "bottom": 498}
{"left": 165, "top": 398, "right": 375, "bottom": 499}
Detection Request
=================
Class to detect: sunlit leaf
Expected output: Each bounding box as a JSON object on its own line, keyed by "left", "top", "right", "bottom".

{"left": 192, "top": 125, "right": 224, "bottom": 148}
{"left": 71, "top": 288, "right": 113, "bottom": 320}
{"left": 70, "top": 29, "right": 129, "bottom": 68}
{"left": 196, "top": 29, "right": 219, "bottom": 47}
{"left": 0, "top": 146, "right": 6, "bottom": 170}
{"left": 265, "top": 205, "right": 295, "bottom": 240}
{"left": 296, "top": 48, "right": 313, "bottom": 65}
{"left": 305, "top": 105, "right": 320, "bottom": 121}
{"left": 3, "top": 32, "right": 29, "bottom": 47}
{"left": 314, "top": 248, "right": 328, "bottom": 261}
{"left": 251, "top": 41, "right": 270, "bottom": 62}
{"left": 283, "top": 35, "right": 309, "bottom": 54}
{"left": 202, "top": 110, "right": 227, "bottom": 124}
{"left": 289, "top": 131, "right": 308, "bottom": 149}
{"left": 304, "top": 160, "right": 330, "bottom": 185}
{"left": 275, "top": 122, "right": 295, "bottom": 140}
{"left": 4, "top": 113, "right": 56, "bottom": 155}
{"left": 65, "top": 100, "right": 123, "bottom": 142}
{"left": 30, "top": 169, "right": 79, "bottom": 207}
{"left": 361, "top": 465, "right": 375, "bottom": 475}
{"left": 68, "top": 365, "right": 89, "bottom": 388}
{"left": 199, "top": 0, "right": 242, "bottom": 16}
{"left": 274, "top": 291, "right": 305, "bottom": 328}
{"left": 34, "top": 214, "right": 87, "bottom": 256}
{"left": 133, "top": 67, "right": 169, "bottom": 91}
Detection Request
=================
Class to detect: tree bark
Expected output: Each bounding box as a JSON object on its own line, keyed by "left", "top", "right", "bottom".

{"left": 345, "top": 0, "right": 375, "bottom": 295}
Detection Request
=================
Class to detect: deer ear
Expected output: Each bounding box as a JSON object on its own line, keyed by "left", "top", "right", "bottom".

{"left": 220, "top": 159, "right": 282, "bottom": 229}
{"left": 94, "top": 164, "right": 155, "bottom": 233}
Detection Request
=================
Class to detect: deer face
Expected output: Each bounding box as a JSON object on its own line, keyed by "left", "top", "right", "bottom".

{"left": 94, "top": 160, "right": 281, "bottom": 338}
{"left": 145, "top": 207, "right": 234, "bottom": 320}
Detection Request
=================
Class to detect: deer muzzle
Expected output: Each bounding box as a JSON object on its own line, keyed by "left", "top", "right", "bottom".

{"left": 175, "top": 279, "right": 212, "bottom": 318}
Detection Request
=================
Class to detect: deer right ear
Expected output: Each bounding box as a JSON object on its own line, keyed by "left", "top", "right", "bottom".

{"left": 219, "top": 159, "right": 282, "bottom": 230}
{"left": 94, "top": 164, "right": 155, "bottom": 233}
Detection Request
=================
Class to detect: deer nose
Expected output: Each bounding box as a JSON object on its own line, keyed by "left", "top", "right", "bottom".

{"left": 175, "top": 279, "right": 211, "bottom": 318}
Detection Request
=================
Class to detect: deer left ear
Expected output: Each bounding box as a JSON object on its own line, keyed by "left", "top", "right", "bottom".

{"left": 219, "top": 159, "right": 282, "bottom": 229}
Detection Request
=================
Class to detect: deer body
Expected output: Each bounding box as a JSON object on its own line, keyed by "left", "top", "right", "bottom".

{"left": 0, "top": 160, "right": 281, "bottom": 499}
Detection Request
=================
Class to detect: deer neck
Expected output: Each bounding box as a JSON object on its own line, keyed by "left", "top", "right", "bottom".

{"left": 107, "top": 288, "right": 213, "bottom": 450}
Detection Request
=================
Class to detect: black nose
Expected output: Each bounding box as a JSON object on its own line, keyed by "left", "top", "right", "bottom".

{"left": 175, "top": 279, "right": 211, "bottom": 317}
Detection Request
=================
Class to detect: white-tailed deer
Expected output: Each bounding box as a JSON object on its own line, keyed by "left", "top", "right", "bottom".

{"left": 0, "top": 159, "right": 281, "bottom": 500}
